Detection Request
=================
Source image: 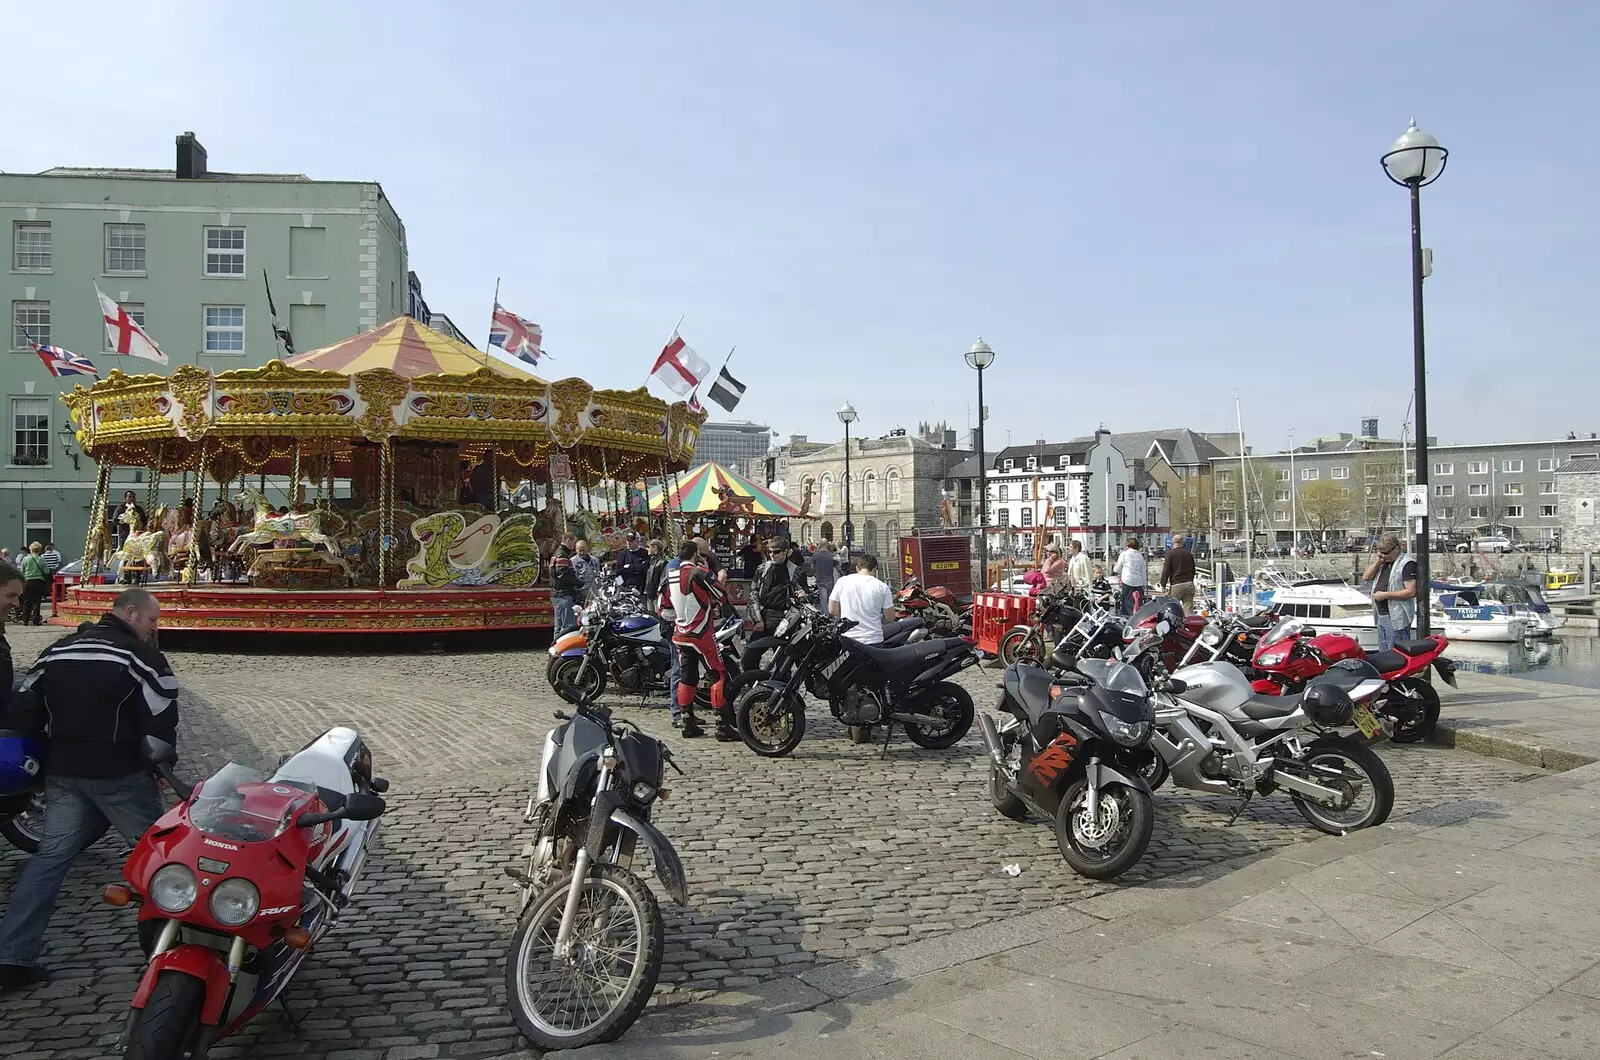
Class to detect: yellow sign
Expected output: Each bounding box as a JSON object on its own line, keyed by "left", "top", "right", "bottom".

{"left": 929, "top": 561, "right": 960, "bottom": 571}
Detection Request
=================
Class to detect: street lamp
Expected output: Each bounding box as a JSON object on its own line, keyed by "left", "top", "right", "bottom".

{"left": 838, "top": 401, "right": 857, "bottom": 557}
{"left": 965, "top": 338, "right": 995, "bottom": 589}
{"left": 57, "top": 422, "right": 80, "bottom": 471}
{"left": 1382, "top": 119, "right": 1448, "bottom": 637}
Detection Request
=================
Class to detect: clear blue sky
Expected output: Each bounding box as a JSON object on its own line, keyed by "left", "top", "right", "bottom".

{"left": 10, "top": 1, "right": 1598, "bottom": 454}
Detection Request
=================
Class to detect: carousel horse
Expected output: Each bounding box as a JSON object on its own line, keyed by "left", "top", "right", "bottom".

{"left": 229, "top": 486, "right": 347, "bottom": 569}
{"left": 114, "top": 506, "right": 172, "bottom": 580}
{"left": 713, "top": 483, "right": 757, "bottom": 516}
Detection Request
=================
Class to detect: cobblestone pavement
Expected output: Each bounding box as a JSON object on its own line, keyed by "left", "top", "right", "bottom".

{"left": 0, "top": 626, "right": 1547, "bottom": 1058}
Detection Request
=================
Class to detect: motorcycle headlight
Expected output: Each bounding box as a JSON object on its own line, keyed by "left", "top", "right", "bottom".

{"left": 150, "top": 863, "right": 198, "bottom": 914}
{"left": 631, "top": 780, "right": 657, "bottom": 803}
{"left": 209, "top": 878, "right": 261, "bottom": 927}
{"left": 1258, "top": 650, "right": 1288, "bottom": 667}
{"left": 1200, "top": 628, "right": 1224, "bottom": 647}
{"left": 1101, "top": 714, "right": 1151, "bottom": 747}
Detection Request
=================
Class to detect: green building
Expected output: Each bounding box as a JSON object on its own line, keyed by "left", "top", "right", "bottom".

{"left": 1, "top": 132, "right": 411, "bottom": 563}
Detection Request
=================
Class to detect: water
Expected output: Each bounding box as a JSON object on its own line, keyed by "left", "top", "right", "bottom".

{"left": 1449, "top": 634, "right": 1600, "bottom": 690}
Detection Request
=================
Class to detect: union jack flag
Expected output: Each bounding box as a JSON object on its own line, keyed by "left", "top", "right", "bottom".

{"left": 488, "top": 303, "right": 543, "bottom": 364}
{"left": 31, "top": 342, "right": 98, "bottom": 378}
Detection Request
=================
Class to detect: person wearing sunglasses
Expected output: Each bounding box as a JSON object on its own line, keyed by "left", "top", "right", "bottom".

{"left": 1362, "top": 532, "right": 1418, "bottom": 650}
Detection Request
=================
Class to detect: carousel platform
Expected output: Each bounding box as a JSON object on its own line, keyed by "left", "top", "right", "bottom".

{"left": 52, "top": 583, "right": 553, "bottom": 633}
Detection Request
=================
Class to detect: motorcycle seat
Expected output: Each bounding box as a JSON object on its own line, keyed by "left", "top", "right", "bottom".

{"left": 881, "top": 616, "right": 925, "bottom": 646}
{"left": 1364, "top": 649, "right": 1408, "bottom": 673}
{"left": 844, "top": 636, "right": 965, "bottom": 677}
{"left": 1394, "top": 637, "right": 1441, "bottom": 656}
{"left": 1240, "top": 613, "right": 1275, "bottom": 629}
{"left": 1239, "top": 694, "right": 1303, "bottom": 721}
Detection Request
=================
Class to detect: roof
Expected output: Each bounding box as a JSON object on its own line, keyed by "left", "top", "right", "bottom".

{"left": 648, "top": 462, "right": 806, "bottom": 517}
{"left": 945, "top": 454, "right": 984, "bottom": 480}
{"left": 36, "top": 166, "right": 316, "bottom": 182}
{"left": 994, "top": 441, "right": 1094, "bottom": 465}
{"left": 284, "top": 316, "right": 542, "bottom": 380}
{"left": 1556, "top": 457, "right": 1600, "bottom": 474}
{"left": 1074, "top": 428, "right": 1231, "bottom": 468}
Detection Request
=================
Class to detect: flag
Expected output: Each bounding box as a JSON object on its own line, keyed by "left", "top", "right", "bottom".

{"left": 263, "top": 270, "right": 294, "bottom": 354}
{"left": 489, "top": 304, "right": 543, "bottom": 365}
{"left": 95, "top": 284, "right": 167, "bottom": 364}
{"left": 687, "top": 389, "right": 703, "bottom": 414}
{"left": 31, "top": 342, "right": 98, "bottom": 378}
{"left": 651, "top": 334, "right": 709, "bottom": 397}
{"left": 708, "top": 366, "right": 746, "bottom": 412}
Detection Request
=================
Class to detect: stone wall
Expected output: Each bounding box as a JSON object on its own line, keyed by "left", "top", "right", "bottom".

{"left": 1558, "top": 470, "right": 1600, "bottom": 552}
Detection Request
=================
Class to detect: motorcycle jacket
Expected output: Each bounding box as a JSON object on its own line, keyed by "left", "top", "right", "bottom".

{"left": 9, "top": 613, "right": 180, "bottom": 778}
{"left": 662, "top": 563, "right": 724, "bottom": 640}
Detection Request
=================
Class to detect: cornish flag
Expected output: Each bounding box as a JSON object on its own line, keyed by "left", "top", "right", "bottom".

{"left": 32, "top": 342, "right": 98, "bottom": 378}
{"left": 95, "top": 284, "right": 167, "bottom": 364}
{"left": 489, "top": 304, "right": 543, "bottom": 364}
{"left": 707, "top": 366, "right": 746, "bottom": 412}
{"left": 651, "top": 334, "right": 710, "bottom": 397}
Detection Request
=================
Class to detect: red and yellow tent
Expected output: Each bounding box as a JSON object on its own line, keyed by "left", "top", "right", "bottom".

{"left": 284, "top": 316, "right": 542, "bottom": 380}
{"left": 649, "top": 462, "right": 807, "bottom": 517}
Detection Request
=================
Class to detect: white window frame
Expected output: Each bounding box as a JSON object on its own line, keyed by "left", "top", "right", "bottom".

{"left": 23, "top": 508, "right": 52, "bottom": 546}
{"left": 1276, "top": 469, "right": 1290, "bottom": 482}
{"left": 997, "top": 484, "right": 1009, "bottom": 503}
{"left": 104, "top": 302, "right": 146, "bottom": 351}
{"left": 1538, "top": 458, "right": 1556, "bottom": 472}
{"left": 1275, "top": 489, "right": 1290, "bottom": 502}
{"left": 1020, "top": 508, "right": 1033, "bottom": 527}
{"left": 203, "top": 304, "right": 246, "bottom": 355}
{"left": 1300, "top": 468, "right": 1319, "bottom": 481}
{"left": 1540, "top": 504, "right": 1557, "bottom": 518}
{"left": 1503, "top": 459, "right": 1523, "bottom": 473}
{"left": 1504, "top": 505, "right": 1524, "bottom": 519}
{"left": 1433, "top": 484, "right": 1454, "bottom": 497}
{"left": 104, "top": 223, "right": 147, "bottom": 275}
{"left": 1467, "top": 461, "right": 1488, "bottom": 475}
{"left": 10, "top": 396, "right": 51, "bottom": 468}
{"left": 1503, "top": 483, "right": 1523, "bottom": 496}
{"left": 12, "top": 221, "right": 51, "bottom": 272}
{"left": 1468, "top": 483, "right": 1488, "bottom": 497}
{"left": 1052, "top": 505, "right": 1067, "bottom": 524}
{"left": 1540, "top": 481, "right": 1557, "bottom": 495}
{"left": 885, "top": 470, "right": 900, "bottom": 504}
{"left": 1025, "top": 456, "right": 1037, "bottom": 471}
{"left": 1331, "top": 466, "right": 1349, "bottom": 480}
{"left": 1433, "top": 462, "right": 1453, "bottom": 475}
{"left": 10, "top": 300, "right": 50, "bottom": 350}
{"left": 862, "top": 471, "right": 877, "bottom": 504}
{"left": 1468, "top": 506, "right": 1486, "bottom": 520}
{"left": 203, "top": 226, "right": 247, "bottom": 277}
{"left": 1001, "top": 458, "right": 1013, "bottom": 471}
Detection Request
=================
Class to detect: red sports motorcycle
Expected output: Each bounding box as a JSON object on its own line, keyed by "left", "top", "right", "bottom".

{"left": 1249, "top": 618, "right": 1455, "bottom": 743}
{"left": 107, "top": 730, "right": 388, "bottom": 1059}
{"left": 895, "top": 579, "right": 970, "bottom": 637}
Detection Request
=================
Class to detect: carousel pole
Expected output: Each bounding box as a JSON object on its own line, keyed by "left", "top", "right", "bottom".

{"left": 84, "top": 456, "right": 112, "bottom": 574}
{"left": 186, "top": 443, "right": 210, "bottom": 585}
{"left": 379, "top": 439, "right": 394, "bottom": 589}
{"left": 146, "top": 443, "right": 163, "bottom": 518}
{"left": 290, "top": 441, "right": 303, "bottom": 509}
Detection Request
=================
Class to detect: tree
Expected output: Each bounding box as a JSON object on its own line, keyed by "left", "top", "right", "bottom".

{"left": 1168, "top": 474, "right": 1212, "bottom": 539}
{"left": 1298, "top": 480, "right": 1351, "bottom": 539}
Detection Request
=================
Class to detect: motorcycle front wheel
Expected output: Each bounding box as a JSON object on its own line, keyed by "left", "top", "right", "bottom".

{"left": 123, "top": 970, "right": 206, "bottom": 1059}
{"left": 997, "top": 626, "right": 1044, "bottom": 667}
{"left": 1386, "top": 677, "right": 1441, "bottom": 744}
{"left": 735, "top": 686, "right": 806, "bottom": 757}
{"left": 549, "top": 655, "right": 607, "bottom": 706}
{"left": 506, "top": 863, "right": 664, "bottom": 1051}
{"left": 0, "top": 792, "right": 46, "bottom": 854}
{"left": 1054, "top": 778, "right": 1153, "bottom": 880}
{"left": 902, "top": 681, "right": 975, "bottom": 749}
{"left": 1289, "top": 737, "right": 1395, "bottom": 834}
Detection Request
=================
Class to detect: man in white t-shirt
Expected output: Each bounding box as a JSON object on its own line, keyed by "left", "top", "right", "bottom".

{"left": 828, "top": 553, "right": 898, "bottom": 644}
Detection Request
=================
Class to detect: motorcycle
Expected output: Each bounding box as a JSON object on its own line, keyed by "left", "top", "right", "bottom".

{"left": 110, "top": 729, "right": 388, "bottom": 1058}
{"left": 504, "top": 701, "right": 686, "bottom": 1050}
{"left": 734, "top": 608, "right": 978, "bottom": 757}
{"left": 1247, "top": 617, "right": 1454, "bottom": 743}
{"left": 895, "top": 578, "right": 970, "bottom": 637}
{"left": 995, "top": 588, "right": 1092, "bottom": 667}
{"left": 547, "top": 583, "right": 666, "bottom": 703}
{"left": 979, "top": 657, "right": 1160, "bottom": 879}
{"left": 0, "top": 729, "right": 47, "bottom": 853}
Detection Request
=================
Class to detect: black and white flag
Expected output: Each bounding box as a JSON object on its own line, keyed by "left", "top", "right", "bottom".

{"left": 708, "top": 366, "right": 746, "bottom": 411}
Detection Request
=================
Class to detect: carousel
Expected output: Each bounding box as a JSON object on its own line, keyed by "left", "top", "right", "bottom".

{"left": 54, "top": 316, "right": 703, "bottom": 633}
{"left": 645, "top": 461, "right": 813, "bottom": 555}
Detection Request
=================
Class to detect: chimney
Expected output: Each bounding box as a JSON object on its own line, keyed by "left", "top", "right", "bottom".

{"left": 1361, "top": 417, "right": 1379, "bottom": 439}
{"left": 944, "top": 428, "right": 957, "bottom": 450}
{"left": 176, "top": 132, "right": 208, "bottom": 180}
{"left": 967, "top": 428, "right": 980, "bottom": 451}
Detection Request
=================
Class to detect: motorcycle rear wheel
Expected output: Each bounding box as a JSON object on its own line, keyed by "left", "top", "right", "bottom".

{"left": 1054, "top": 779, "right": 1153, "bottom": 880}
{"left": 990, "top": 760, "right": 1028, "bottom": 820}
{"left": 1, "top": 792, "right": 45, "bottom": 854}
{"left": 1386, "top": 677, "right": 1440, "bottom": 744}
{"left": 736, "top": 686, "right": 805, "bottom": 757}
{"left": 549, "top": 656, "right": 607, "bottom": 706}
{"left": 902, "top": 682, "right": 975, "bottom": 750}
{"left": 506, "top": 863, "right": 664, "bottom": 1051}
{"left": 1289, "top": 737, "right": 1395, "bottom": 833}
{"left": 123, "top": 971, "right": 206, "bottom": 1060}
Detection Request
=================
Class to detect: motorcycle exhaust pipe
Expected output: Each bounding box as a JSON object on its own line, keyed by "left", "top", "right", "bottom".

{"left": 891, "top": 711, "right": 963, "bottom": 728}
{"left": 978, "top": 713, "right": 1005, "bottom": 769}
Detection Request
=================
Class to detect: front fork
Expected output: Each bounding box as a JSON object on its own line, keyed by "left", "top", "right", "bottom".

{"left": 553, "top": 756, "right": 615, "bottom": 957}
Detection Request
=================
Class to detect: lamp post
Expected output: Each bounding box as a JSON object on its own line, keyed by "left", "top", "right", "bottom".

{"left": 1382, "top": 119, "right": 1448, "bottom": 637}
{"left": 965, "top": 338, "right": 995, "bottom": 589}
{"left": 57, "top": 422, "right": 80, "bottom": 472}
{"left": 838, "top": 401, "right": 857, "bottom": 558}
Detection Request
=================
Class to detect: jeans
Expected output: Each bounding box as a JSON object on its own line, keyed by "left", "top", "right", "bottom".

{"left": 816, "top": 580, "right": 834, "bottom": 612}
{"left": 0, "top": 773, "right": 164, "bottom": 967}
{"left": 552, "top": 594, "right": 576, "bottom": 636}
{"left": 1120, "top": 584, "right": 1144, "bottom": 615}
{"left": 1377, "top": 614, "right": 1412, "bottom": 651}
{"left": 667, "top": 640, "right": 681, "bottom": 721}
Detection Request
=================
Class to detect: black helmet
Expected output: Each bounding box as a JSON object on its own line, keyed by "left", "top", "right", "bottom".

{"left": 1156, "top": 597, "right": 1184, "bottom": 631}
{"left": 1302, "top": 681, "right": 1354, "bottom": 727}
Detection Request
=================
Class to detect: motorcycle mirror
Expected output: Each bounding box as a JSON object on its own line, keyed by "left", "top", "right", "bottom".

{"left": 343, "top": 792, "right": 387, "bottom": 822}
{"left": 1166, "top": 678, "right": 1188, "bottom": 694}
{"left": 140, "top": 736, "right": 178, "bottom": 767}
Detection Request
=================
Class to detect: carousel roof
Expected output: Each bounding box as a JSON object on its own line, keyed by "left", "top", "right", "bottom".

{"left": 284, "top": 316, "right": 542, "bottom": 380}
{"left": 649, "top": 462, "right": 807, "bottom": 517}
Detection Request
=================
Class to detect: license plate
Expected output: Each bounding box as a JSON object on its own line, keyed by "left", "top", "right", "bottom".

{"left": 1352, "top": 704, "right": 1382, "bottom": 739}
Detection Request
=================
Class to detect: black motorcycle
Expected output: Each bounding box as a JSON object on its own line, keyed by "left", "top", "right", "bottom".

{"left": 979, "top": 656, "right": 1160, "bottom": 879}
{"left": 734, "top": 609, "right": 977, "bottom": 757}
{"left": 505, "top": 701, "right": 686, "bottom": 1050}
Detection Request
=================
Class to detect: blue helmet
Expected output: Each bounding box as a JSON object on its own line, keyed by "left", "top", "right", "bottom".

{"left": 0, "top": 730, "right": 45, "bottom": 795}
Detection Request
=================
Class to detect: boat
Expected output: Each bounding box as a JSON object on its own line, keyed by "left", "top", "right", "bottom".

{"left": 1431, "top": 585, "right": 1530, "bottom": 642}
{"left": 1544, "top": 568, "right": 1586, "bottom": 599}
{"left": 1478, "top": 580, "right": 1564, "bottom": 638}
{"left": 1247, "top": 569, "right": 1381, "bottom": 648}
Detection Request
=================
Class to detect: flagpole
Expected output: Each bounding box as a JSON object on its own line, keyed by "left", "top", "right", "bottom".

{"left": 484, "top": 278, "right": 499, "bottom": 366}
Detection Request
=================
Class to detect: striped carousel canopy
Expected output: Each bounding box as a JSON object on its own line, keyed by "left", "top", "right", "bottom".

{"left": 284, "top": 316, "right": 542, "bottom": 380}
{"left": 649, "top": 462, "right": 806, "bottom": 517}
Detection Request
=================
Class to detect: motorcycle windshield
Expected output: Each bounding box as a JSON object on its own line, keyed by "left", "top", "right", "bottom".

{"left": 1075, "top": 658, "right": 1149, "bottom": 698}
{"left": 1258, "top": 616, "right": 1308, "bottom": 649}
{"left": 1128, "top": 599, "right": 1166, "bottom": 626}
{"left": 190, "top": 763, "right": 318, "bottom": 844}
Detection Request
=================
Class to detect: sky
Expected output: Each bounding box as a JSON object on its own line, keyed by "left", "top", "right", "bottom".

{"left": 8, "top": 1, "right": 1598, "bottom": 456}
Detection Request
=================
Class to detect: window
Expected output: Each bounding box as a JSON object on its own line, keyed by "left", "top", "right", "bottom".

{"left": 1025, "top": 456, "right": 1037, "bottom": 471}
{"left": 1540, "top": 504, "right": 1558, "bottom": 518}
{"left": 1440, "top": 507, "right": 1454, "bottom": 519}
{"left": 862, "top": 472, "right": 876, "bottom": 504}
{"left": 1468, "top": 506, "right": 1486, "bottom": 519}
{"left": 1275, "top": 511, "right": 1288, "bottom": 523}
{"left": 1116, "top": 505, "right": 1126, "bottom": 525}
{"left": 997, "top": 508, "right": 1009, "bottom": 527}
{"left": 1503, "top": 459, "right": 1523, "bottom": 473}
{"left": 1541, "top": 481, "right": 1557, "bottom": 495}
{"left": 1503, "top": 483, "right": 1523, "bottom": 496}
{"left": 23, "top": 508, "right": 51, "bottom": 547}
{"left": 1434, "top": 484, "right": 1454, "bottom": 497}
{"left": 1539, "top": 458, "right": 1556, "bottom": 472}
{"left": 1052, "top": 482, "right": 1065, "bottom": 501}
{"left": 1020, "top": 509, "right": 1033, "bottom": 527}
{"left": 1468, "top": 483, "right": 1488, "bottom": 497}
{"left": 1216, "top": 470, "right": 1234, "bottom": 484}
{"left": 998, "top": 484, "right": 1009, "bottom": 502}
{"left": 1433, "top": 462, "right": 1453, "bottom": 475}
{"left": 10, "top": 300, "right": 49, "bottom": 349}
{"left": 885, "top": 470, "right": 900, "bottom": 504}
{"left": 10, "top": 397, "right": 49, "bottom": 466}
{"left": 1301, "top": 468, "right": 1319, "bottom": 481}
{"left": 12, "top": 222, "right": 51, "bottom": 271}
{"left": 203, "top": 226, "right": 246, "bottom": 276}
{"left": 203, "top": 305, "right": 245, "bottom": 353}
{"left": 1001, "top": 458, "right": 1013, "bottom": 471}
{"left": 1572, "top": 453, "right": 1600, "bottom": 461}
{"left": 104, "top": 302, "right": 145, "bottom": 351}
{"left": 1116, "top": 484, "right": 1125, "bottom": 501}
{"left": 1219, "top": 510, "right": 1236, "bottom": 526}
{"left": 1331, "top": 466, "right": 1349, "bottom": 480}
{"left": 104, "top": 223, "right": 146, "bottom": 273}
{"left": 1052, "top": 506, "right": 1067, "bottom": 524}
{"left": 1504, "top": 505, "right": 1524, "bottom": 519}
{"left": 1276, "top": 469, "right": 1290, "bottom": 481}
{"left": 1468, "top": 461, "right": 1488, "bottom": 474}
{"left": 1275, "top": 489, "right": 1290, "bottom": 502}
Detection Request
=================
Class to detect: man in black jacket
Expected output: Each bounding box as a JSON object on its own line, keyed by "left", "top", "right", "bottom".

{"left": 615, "top": 533, "right": 650, "bottom": 592}
{"left": 755, "top": 538, "right": 800, "bottom": 633}
{"left": 0, "top": 588, "right": 178, "bottom": 989}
